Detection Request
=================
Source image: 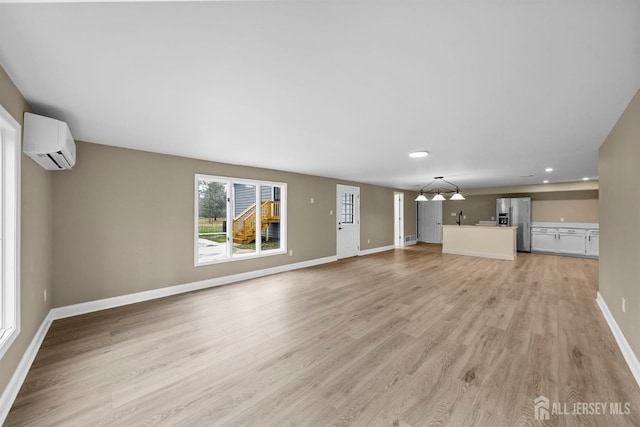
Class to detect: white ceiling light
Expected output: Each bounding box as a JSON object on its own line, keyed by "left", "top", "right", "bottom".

{"left": 450, "top": 192, "right": 465, "bottom": 200}
{"left": 432, "top": 193, "right": 446, "bottom": 201}
{"left": 545, "top": 167, "right": 554, "bottom": 172}
{"left": 409, "top": 151, "right": 429, "bottom": 158}
{"left": 414, "top": 194, "right": 428, "bottom": 202}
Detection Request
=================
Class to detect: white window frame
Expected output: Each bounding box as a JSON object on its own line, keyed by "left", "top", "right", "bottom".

{"left": 0, "top": 104, "right": 21, "bottom": 360}
{"left": 194, "top": 174, "right": 287, "bottom": 266}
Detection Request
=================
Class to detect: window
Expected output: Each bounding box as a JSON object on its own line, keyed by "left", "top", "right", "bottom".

{"left": 195, "top": 175, "right": 286, "bottom": 265}
{"left": 0, "top": 105, "right": 20, "bottom": 360}
{"left": 341, "top": 193, "right": 354, "bottom": 224}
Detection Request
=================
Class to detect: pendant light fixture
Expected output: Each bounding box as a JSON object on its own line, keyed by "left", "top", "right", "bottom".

{"left": 414, "top": 177, "right": 465, "bottom": 202}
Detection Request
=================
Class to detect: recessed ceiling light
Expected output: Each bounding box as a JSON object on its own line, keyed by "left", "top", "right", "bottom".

{"left": 409, "top": 151, "right": 429, "bottom": 158}
{"left": 582, "top": 177, "right": 590, "bottom": 181}
{"left": 545, "top": 168, "right": 553, "bottom": 172}
{"left": 543, "top": 180, "right": 549, "bottom": 184}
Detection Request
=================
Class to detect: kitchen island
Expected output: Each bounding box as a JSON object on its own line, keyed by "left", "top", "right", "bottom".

{"left": 442, "top": 225, "right": 517, "bottom": 260}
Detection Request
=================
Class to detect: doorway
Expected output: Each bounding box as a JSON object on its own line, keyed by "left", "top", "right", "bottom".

{"left": 394, "top": 192, "right": 404, "bottom": 248}
{"left": 417, "top": 200, "right": 443, "bottom": 243}
{"left": 336, "top": 184, "right": 360, "bottom": 259}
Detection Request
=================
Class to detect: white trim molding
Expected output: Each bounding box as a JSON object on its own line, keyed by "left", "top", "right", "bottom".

{"left": 442, "top": 249, "right": 515, "bottom": 261}
{"left": 0, "top": 104, "right": 22, "bottom": 361}
{"left": 52, "top": 256, "right": 336, "bottom": 320}
{"left": 358, "top": 245, "right": 395, "bottom": 256}
{"left": 596, "top": 292, "right": 640, "bottom": 388}
{"left": 0, "top": 311, "right": 53, "bottom": 424}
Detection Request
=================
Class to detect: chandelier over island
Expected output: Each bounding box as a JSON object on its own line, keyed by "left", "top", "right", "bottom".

{"left": 415, "top": 176, "right": 465, "bottom": 202}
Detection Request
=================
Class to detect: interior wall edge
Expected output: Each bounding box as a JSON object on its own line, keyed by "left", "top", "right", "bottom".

{"left": 596, "top": 292, "right": 640, "bottom": 388}
{"left": 0, "top": 63, "right": 54, "bottom": 406}
{"left": 462, "top": 180, "right": 599, "bottom": 196}
{"left": 0, "top": 311, "right": 54, "bottom": 425}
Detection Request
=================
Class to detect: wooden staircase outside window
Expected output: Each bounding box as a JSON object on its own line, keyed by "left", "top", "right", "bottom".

{"left": 233, "top": 201, "right": 280, "bottom": 244}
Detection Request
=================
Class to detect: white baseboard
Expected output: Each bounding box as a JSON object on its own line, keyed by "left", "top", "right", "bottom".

{"left": 51, "top": 256, "right": 337, "bottom": 320}
{"left": 596, "top": 292, "right": 640, "bottom": 389}
{"left": 0, "top": 311, "right": 53, "bottom": 424}
{"left": 359, "top": 245, "right": 395, "bottom": 256}
{"left": 442, "top": 249, "right": 515, "bottom": 261}
{"left": 0, "top": 255, "right": 337, "bottom": 425}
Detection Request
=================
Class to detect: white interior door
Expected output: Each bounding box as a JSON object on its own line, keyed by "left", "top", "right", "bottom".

{"left": 337, "top": 184, "right": 360, "bottom": 259}
{"left": 417, "top": 201, "right": 443, "bottom": 243}
{"left": 394, "top": 192, "right": 404, "bottom": 248}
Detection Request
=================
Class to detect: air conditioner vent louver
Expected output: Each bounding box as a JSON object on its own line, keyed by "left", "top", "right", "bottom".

{"left": 23, "top": 113, "right": 76, "bottom": 171}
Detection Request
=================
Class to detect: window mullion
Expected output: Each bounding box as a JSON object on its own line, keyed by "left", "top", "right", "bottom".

{"left": 256, "top": 185, "right": 261, "bottom": 255}
{"left": 227, "top": 181, "right": 233, "bottom": 259}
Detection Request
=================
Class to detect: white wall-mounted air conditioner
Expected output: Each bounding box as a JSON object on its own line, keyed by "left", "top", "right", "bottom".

{"left": 23, "top": 112, "right": 76, "bottom": 170}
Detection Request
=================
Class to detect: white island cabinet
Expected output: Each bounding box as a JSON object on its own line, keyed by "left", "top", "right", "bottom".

{"left": 531, "top": 222, "right": 598, "bottom": 258}
{"left": 442, "top": 225, "right": 517, "bottom": 260}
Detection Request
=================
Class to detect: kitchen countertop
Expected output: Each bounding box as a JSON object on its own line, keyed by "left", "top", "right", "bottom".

{"left": 532, "top": 222, "right": 599, "bottom": 229}
{"left": 444, "top": 225, "right": 518, "bottom": 230}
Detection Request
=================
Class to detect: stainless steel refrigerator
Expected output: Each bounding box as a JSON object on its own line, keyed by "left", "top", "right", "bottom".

{"left": 496, "top": 198, "right": 531, "bottom": 252}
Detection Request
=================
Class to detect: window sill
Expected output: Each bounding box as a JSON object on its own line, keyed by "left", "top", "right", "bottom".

{"left": 195, "top": 248, "right": 287, "bottom": 267}
{"left": 0, "top": 326, "right": 19, "bottom": 360}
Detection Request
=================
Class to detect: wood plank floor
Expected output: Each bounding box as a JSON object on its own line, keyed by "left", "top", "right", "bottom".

{"left": 6, "top": 243, "right": 640, "bottom": 426}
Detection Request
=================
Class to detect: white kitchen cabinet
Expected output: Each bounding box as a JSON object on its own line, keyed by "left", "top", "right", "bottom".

{"left": 557, "top": 228, "right": 587, "bottom": 255}
{"left": 531, "top": 227, "right": 557, "bottom": 252}
{"left": 531, "top": 223, "right": 598, "bottom": 258}
{"left": 587, "top": 230, "right": 599, "bottom": 256}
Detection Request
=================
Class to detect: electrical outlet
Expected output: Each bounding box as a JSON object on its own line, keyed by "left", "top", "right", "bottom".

{"left": 330, "top": 210, "right": 333, "bottom": 215}
{"left": 367, "top": 239, "right": 370, "bottom": 244}
{"left": 310, "top": 197, "right": 314, "bottom": 204}
{"left": 622, "top": 297, "right": 626, "bottom": 313}
{"left": 43, "top": 289, "right": 47, "bottom": 302}
{"left": 560, "top": 217, "right": 565, "bottom": 222}
{"left": 289, "top": 249, "right": 293, "bottom": 256}
{"left": 451, "top": 212, "right": 456, "bottom": 216}
{"left": 491, "top": 216, "right": 495, "bottom": 221}
{"left": 463, "top": 216, "right": 466, "bottom": 219}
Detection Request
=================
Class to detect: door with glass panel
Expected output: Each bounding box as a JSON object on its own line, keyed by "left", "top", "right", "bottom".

{"left": 336, "top": 184, "right": 360, "bottom": 259}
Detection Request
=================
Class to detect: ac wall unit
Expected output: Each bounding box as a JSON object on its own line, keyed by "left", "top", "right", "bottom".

{"left": 23, "top": 112, "right": 76, "bottom": 170}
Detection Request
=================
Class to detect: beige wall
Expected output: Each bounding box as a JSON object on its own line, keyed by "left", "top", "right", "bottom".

{"left": 532, "top": 199, "right": 598, "bottom": 223}
{"left": 599, "top": 89, "right": 640, "bottom": 358}
{"left": 0, "top": 67, "right": 53, "bottom": 397}
{"left": 52, "top": 142, "right": 416, "bottom": 307}
{"left": 441, "top": 189, "right": 599, "bottom": 225}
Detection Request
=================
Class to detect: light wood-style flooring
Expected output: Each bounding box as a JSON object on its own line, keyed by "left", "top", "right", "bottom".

{"left": 6, "top": 244, "right": 640, "bottom": 426}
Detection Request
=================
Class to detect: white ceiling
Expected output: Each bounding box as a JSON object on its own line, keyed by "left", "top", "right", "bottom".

{"left": 0, "top": 1, "right": 639, "bottom": 190}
